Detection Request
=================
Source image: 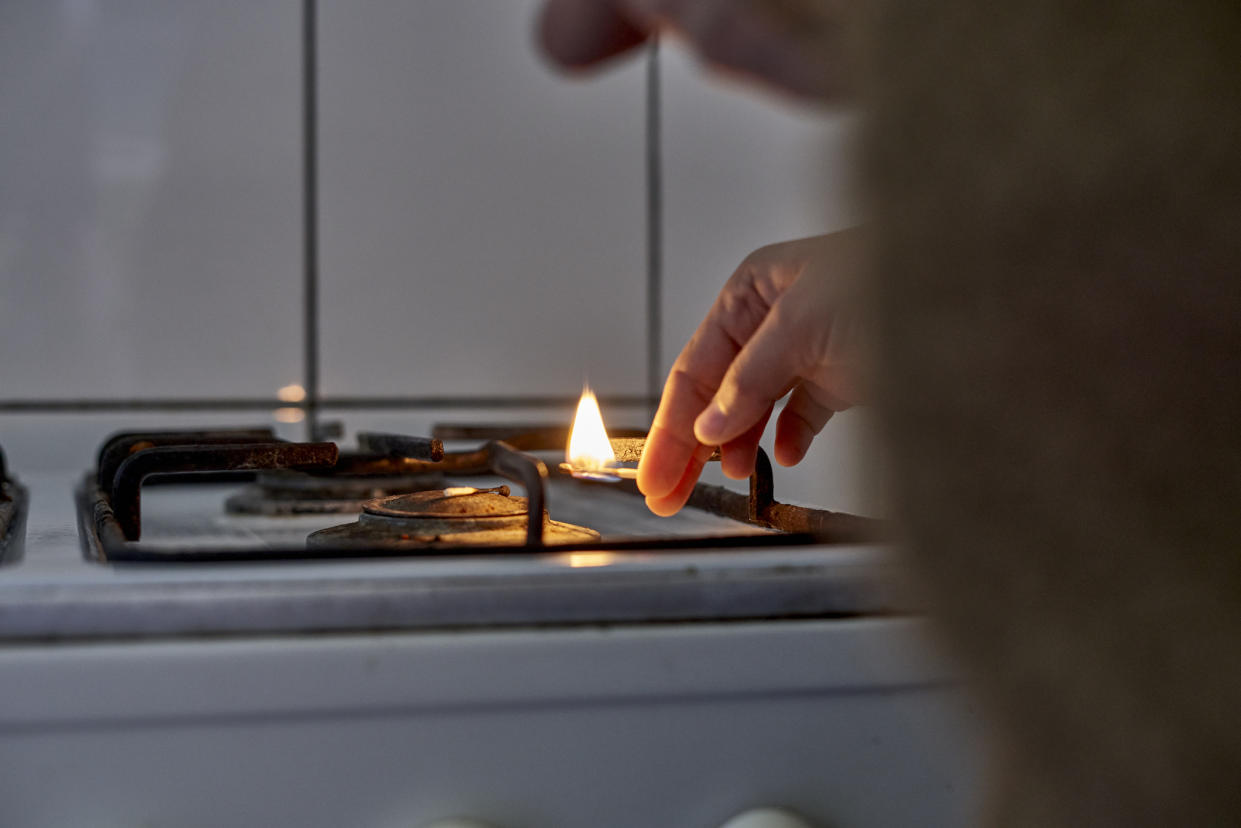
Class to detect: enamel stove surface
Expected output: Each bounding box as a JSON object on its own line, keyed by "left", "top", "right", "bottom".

{"left": 3, "top": 464, "right": 897, "bottom": 640}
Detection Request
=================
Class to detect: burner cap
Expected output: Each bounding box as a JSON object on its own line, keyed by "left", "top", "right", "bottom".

{"left": 224, "top": 469, "right": 445, "bottom": 516}
{"left": 364, "top": 490, "right": 525, "bottom": 520}
{"left": 357, "top": 489, "right": 531, "bottom": 535}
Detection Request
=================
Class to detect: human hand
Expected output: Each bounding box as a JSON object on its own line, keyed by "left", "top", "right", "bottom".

{"left": 637, "top": 230, "right": 868, "bottom": 516}
{"left": 537, "top": 0, "right": 857, "bottom": 101}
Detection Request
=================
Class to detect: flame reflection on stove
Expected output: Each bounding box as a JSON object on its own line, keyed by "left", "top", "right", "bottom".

{"left": 567, "top": 385, "right": 616, "bottom": 472}
{"left": 274, "top": 407, "right": 305, "bottom": 423}
{"left": 564, "top": 551, "right": 619, "bottom": 568}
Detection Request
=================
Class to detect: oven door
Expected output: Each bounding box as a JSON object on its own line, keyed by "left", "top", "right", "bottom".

{"left": 0, "top": 617, "right": 981, "bottom": 827}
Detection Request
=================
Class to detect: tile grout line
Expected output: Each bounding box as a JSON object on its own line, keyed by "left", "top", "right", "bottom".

{"left": 645, "top": 37, "right": 664, "bottom": 424}
{"left": 302, "top": 0, "right": 321, "bottom": 440}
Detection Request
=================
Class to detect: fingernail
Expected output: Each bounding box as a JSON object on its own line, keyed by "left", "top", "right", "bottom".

{"left": 694, "top": 403, "right": 727, "bottom": 444}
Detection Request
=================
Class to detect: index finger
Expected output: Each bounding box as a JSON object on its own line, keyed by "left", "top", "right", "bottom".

{"left": 638, "top": 368, "right": 716, "bottom": 500}
{"left": 638, "top": 275, "right": 773, "bottom": 499}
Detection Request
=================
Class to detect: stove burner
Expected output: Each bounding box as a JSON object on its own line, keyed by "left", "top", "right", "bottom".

{"left": 364, "top": 487, "right": 521, "bottom": 523}
{"left": 307, "top": 487, "right": 600, "bottom": 549}
{"left": 224, "top": 453, "right": 445, "bottom": 515}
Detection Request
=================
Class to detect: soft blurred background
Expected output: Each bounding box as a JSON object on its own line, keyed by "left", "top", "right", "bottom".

{"left": 0, "top": 0, "right": 872, "bottom": 514}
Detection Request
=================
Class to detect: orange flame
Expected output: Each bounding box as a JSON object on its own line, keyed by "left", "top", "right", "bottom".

{"left": 566, "top": 385, "right": 615, "bottom": 472}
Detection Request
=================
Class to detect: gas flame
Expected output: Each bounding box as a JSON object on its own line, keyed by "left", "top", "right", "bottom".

{"left": 566, "top": 385, "right": 615, "bottom": 472}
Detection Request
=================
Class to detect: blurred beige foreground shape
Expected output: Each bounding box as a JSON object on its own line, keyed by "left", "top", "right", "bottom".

{"left": 542, "top": 0, "right": 1241, "bottom": 824}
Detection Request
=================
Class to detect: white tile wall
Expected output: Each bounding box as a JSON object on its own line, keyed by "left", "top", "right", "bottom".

{"left": 0, "top": 412, "right": 293, "bottom": 475}
{"left": 660, "top": 43, "right": 859, "bottom": 369}
{"left": 0, "top": 0, "right": 302, "bottom": 399}
{"left": 318, "top": 0, "right": 647, "bottom": 399}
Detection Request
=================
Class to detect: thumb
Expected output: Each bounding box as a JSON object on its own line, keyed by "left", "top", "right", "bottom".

{"left": 693, "top": 307, "right": 801, "bottom": 446}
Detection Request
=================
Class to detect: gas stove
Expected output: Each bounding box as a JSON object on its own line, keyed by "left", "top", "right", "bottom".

{"left": 83, "top": 424, "right": 880, "bottom": 554}
{"left": 0, "top": 424, "right": 981, "bottom": 827}
{"left": 6, "top": 424, "right": 891, "bottom": 639}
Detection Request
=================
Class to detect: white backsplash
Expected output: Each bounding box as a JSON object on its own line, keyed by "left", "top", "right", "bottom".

{"left": 318, "top": 0, "right": 647, "bottom": 398}
{"left": 0, "top": 0, "right": 302, "bottom": 398}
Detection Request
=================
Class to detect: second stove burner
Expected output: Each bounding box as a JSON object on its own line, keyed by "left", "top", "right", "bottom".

{"left": 307, "top": 487, "right": 600, "bottom": 549}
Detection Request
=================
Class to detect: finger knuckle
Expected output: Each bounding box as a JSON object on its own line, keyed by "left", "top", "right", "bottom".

{"left": 668, "top": 367, "right": 718, "bottom": 405}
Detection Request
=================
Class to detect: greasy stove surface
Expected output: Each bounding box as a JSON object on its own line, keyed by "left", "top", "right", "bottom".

{"left": 141, "top": 474, "right": 771, "bottom": 549}
{"left": 0, "top": 468, "right": 901, "bottom": 641}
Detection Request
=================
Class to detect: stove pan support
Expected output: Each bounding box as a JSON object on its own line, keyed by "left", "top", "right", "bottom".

{"left": 431, "top": 423, "right": 884, "bottom": 544}
{"left": 558, "top": 441, "right": 880, "bottom": 543}
{"left": 681, "top": 449, "right": 882, "bottom": 543}
{"left": 0, "top": 446, "right": 29, "bottom": 564}
{"left": 96, "top": 428, "right": 276, "bottom": 483}
{"left": 78, "top": 426, "right": 880, "bottom": 563}
{"left": 356, "top": 432, "right": 443, "bottom": 462}
{"left": 483, "top": 440, "right": 548, "bottom": 546}
{"left": 100, "top": 441, "right": 340, "bottom": 542}
{"left": 95, "top": 428, "right": 277, "bottom": 492}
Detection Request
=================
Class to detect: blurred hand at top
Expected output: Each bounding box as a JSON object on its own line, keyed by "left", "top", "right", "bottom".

{"left": 537, "top": 0, "right": 858, "bottom": 101}
{"left": 637, "top": 232, "right": 868, "bottom": 516}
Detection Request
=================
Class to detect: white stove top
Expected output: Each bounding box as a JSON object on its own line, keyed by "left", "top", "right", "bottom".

{"left": 0, "top": 469, "right": 903, "bottom": 640}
